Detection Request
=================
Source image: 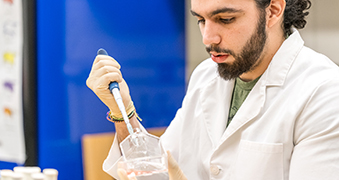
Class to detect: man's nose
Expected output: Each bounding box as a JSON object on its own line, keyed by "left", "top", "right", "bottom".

{"left": 202, "top": 21, "right": 221, "bottom": 46}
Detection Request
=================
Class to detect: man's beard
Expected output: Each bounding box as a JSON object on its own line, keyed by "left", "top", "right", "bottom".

{"left": 206, "top": 11, "right": 267, "bottom": 80}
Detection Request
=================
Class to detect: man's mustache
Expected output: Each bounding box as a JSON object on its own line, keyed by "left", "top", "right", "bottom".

{"left": 206, "top": 45, "right": 236, "bottom": 57}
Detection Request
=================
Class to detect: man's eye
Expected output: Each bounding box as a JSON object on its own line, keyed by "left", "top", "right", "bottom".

{"left": 220, "top": 17, "right": 235, "bottom": 24}
{"left": 197, "top": 19, "right": 205, "bottom": 25}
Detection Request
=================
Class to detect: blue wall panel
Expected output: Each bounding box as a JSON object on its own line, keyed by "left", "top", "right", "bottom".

{"left": 37, "top": 0, "right": 185, "bottom": 179}
{"left": 0, "top": 162, "right": 21, "bottom": 170}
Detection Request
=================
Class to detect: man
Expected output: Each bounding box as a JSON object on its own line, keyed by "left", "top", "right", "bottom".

{"left": 87, "top": 0, "right": 339, "bottom": 179}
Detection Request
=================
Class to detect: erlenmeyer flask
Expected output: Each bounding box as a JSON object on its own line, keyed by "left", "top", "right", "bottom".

{"left": 119, "top": 128, "right": 168, "bottom": 180}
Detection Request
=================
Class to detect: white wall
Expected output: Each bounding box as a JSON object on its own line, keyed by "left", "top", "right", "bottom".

{"left": 185, "top": 0, "right": 339, "bottom": 80}
{"left": 185, "top": 0, "right": 209, "bottom": 80}
{"left": 300, "top": 0, "right": 339, "bottom": 65}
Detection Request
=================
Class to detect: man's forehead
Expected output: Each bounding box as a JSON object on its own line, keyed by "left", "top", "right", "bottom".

{"left": 191, "top": 0, "right": 253, "bottom": 15}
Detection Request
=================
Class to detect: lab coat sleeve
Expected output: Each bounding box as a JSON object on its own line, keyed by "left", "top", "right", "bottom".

{"left": 290, "top": 77, "right": 339, "bottom": 179}
{"left": 102, "top": 133, "right": 123, "bottom": 178}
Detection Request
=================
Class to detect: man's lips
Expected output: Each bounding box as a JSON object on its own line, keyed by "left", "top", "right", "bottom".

{"left": 211, "top": 54, "right": 229, "bottom": 63}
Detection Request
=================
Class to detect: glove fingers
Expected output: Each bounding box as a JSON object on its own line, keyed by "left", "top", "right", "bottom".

{"left": 96, "top": 69, "right": 123, "bottom": 85}
{"left": 93, "top": 55, "right": 119, "bottom": 66}
{"left": 87, "top": 56, "right": 122, "bottom": 88}
{"left": 96, "top": 65, "right": 122, "bottom": 77}
{"left": 92, "top": 59, "right": 121, "bottom": 72}
{"left": 87, "top": 72, "right": 122, "bottom": 96}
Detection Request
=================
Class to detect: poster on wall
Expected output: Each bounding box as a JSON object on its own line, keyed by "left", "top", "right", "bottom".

{"left": 0, "top": 0, "right": 26, "bottom": 163}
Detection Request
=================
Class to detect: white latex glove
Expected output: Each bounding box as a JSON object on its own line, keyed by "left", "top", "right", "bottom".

{"left": 117, "top": 151, "right": 187, "bottom": 180}
{"left": 86, "top": 55, "right": 134, "bottom": 118}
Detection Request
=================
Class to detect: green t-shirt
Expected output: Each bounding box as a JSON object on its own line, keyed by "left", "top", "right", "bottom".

{"left": 227, "top": 76, "right": 261, "bottom": 127}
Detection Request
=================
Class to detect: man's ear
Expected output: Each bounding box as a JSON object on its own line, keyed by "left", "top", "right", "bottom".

{"left": 266, "top": 0, "right": 286, "bottom": 28}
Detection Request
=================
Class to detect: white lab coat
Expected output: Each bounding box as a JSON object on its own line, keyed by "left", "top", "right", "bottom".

{"left": 103, "top": 29, "right": 339, "bottom": 180}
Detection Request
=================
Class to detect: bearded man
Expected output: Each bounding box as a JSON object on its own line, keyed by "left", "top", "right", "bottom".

{"left": 87, "top": 0, "right": 339, "bottom": 179}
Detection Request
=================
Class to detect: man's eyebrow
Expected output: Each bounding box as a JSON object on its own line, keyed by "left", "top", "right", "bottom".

{"left": 190, "top": 10, "right": 203, "bottom": 18}
{"left": 210, "top": 7, "right": 243, "bottom": 17}
{"left": 190, "top": 7, "right": 243, "bottom": 18}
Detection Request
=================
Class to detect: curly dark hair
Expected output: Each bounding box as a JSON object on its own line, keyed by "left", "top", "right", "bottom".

{"left": 255, "top": 0, "right": 312, "bottom": 36}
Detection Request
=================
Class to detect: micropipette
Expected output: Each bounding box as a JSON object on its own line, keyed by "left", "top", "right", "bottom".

{"left": 97, "top": 48, "right": 135, "bottom": 137}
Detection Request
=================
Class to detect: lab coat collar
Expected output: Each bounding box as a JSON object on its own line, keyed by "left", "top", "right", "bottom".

{"left": 264, "top": 28, "right": 304, "bottom": 86}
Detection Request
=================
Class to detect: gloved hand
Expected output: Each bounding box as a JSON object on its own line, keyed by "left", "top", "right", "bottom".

{"left": 117, "top": 151, "right": 188, "bottom": 180}
{"left": 86, "top": 54, "right": 134, "bottom": 119}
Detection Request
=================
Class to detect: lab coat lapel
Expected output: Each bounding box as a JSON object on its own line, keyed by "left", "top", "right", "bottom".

{"left": 200, "top": 77, "right": 235, "bottom": 148}
{"left": 220, "top": 81, "right": 265, "bottom": 142}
